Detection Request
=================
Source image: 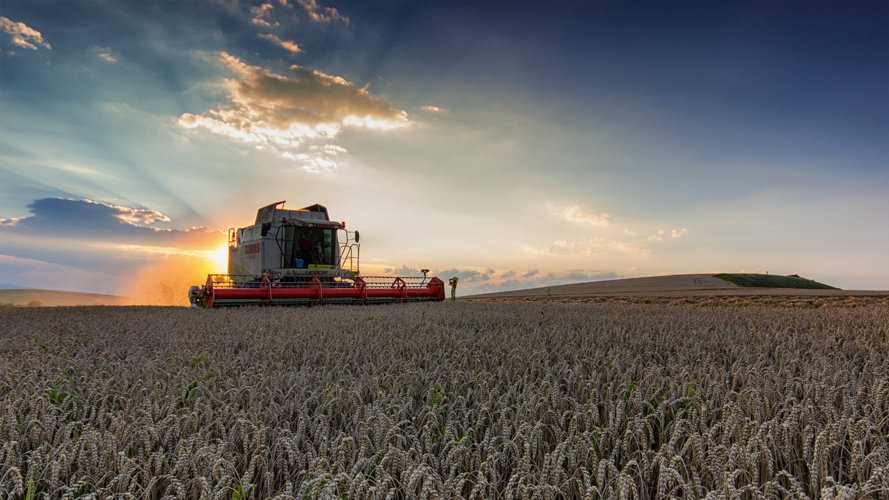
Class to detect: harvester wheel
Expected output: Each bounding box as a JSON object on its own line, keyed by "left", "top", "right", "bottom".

{"left": 188, "top": 286, "right": 201, "bottom": 308}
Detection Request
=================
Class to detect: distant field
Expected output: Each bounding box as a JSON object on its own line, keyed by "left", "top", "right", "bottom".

{"left": 1, "top": 303, "right": 887, "bottom": 498}
{"left": 713, "top": 273, "right": 838, "bottom": 289}
{"left": 467, "top": 294, "right": 889, "bottom": 307}
{"left": 0, "top": 288, "right": 130, "bottom": 307}
{"left": 465, "top": 273, "right": 882, "bottom": 300}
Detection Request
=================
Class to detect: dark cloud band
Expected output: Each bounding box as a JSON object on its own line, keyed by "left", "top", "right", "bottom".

{"left": 0, "top": 198, "right": 224, "bottom": 250}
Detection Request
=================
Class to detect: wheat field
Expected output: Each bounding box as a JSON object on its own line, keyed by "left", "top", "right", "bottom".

{"left": 1, "top": 303, "right": 887, "bottom": 499}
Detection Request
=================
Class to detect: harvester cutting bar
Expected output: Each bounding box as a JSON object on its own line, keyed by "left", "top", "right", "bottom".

{"left": 197, "top": 274, "right": 445, "bottom": 307}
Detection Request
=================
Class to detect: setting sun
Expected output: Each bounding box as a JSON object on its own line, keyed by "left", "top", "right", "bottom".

{"left": 210, "top": 243, "right": 229, "bottom": 274}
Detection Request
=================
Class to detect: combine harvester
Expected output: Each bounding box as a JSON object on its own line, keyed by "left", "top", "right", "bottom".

{"left": 188, "top": 202, "right": 453, "bottom": 307}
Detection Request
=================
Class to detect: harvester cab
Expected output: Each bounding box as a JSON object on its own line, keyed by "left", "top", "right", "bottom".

{"left": 227, "top": 201, "right": 357, "bottom": 280}
{"left": 188, "top": 201, "right": 449, "bottom": 307}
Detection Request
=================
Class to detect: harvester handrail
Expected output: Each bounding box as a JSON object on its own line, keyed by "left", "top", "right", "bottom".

{"left": 339, "top": 242, "right": 359, "bottom": 275}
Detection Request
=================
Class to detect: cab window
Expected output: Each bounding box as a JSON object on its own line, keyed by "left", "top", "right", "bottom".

{"left": 291, "top": 227, "right": 334, "bottom": 267}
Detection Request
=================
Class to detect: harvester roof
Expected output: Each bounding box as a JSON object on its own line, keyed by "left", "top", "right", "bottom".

{"left": 254, "top": 201, "right": 330, "bottom": 225}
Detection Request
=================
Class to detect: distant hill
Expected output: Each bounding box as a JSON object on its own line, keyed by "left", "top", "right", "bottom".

{"left": 712, "top": 273, "right": 838, "bottom": 290}
{"left": 0, "top": 288, "right": 131, "bottom": 307}
{"left": 465, "top": 274, "right": 735, "bottom": 299}
{"left": 0, "top": 283, "right": 32, "bottom": 290}
{"left": 464, "top": 273, "right": 871, "bottom": 300}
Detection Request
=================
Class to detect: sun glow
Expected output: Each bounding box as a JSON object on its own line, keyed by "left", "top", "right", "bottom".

{"left": 210, "top": 243, "right": 230, "bottom": 273}
{"left": 97, "top": 243, "right": 230, "bottom": 305}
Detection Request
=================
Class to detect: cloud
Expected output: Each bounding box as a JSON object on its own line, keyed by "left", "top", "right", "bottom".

{"left": 435, "top": 268, "right": 493, "bottom": 285}
{"left": 385, "top": 266, "right": 499, "bottom": 285}
{"left": 258, "top": 33, "right": 300, "bottom": 53}
{"left": 316, "top": 144, "right": 346, "bottom": 154}
{"left": 446, "top": 268, "right": 496, "bottom": 284}
{"left": 0, "top": 217, "right": 23, "bottom": 227}
{"left": 523, "top": 237, "right": 650, "bottom": 258}
{"left": 378, "top": 265, "right": 619, "bottom": 296}
{"left": 551, "top": 204, "right": 610, "bottom": 227}
{"left": 608, "top": 242, "right": 649, "bottom": 256}
{"left": 421, "top": 105, "right": 449, "bottom": 114}
{"left": 0, "top": 17, "right": 51, "bottom": 50}
{"left": 179, "top": 53, "right": 409, "bottom": 148}
{"left": 647, "top": 228, "right": 687, "bottom": 241}
{"left": 251, "top": 3, "right": 279, "bottom": 27}
{"left": 98, "top": 49, "right": 116, "bottom": 62}
{"left": 0, "top": 198, "right": 225, "bottom": 251}
{"left": 249, "top": 0, "right": 346, "bottom": 29}
{"left": 252, "top": 4, "right": 274, "bottom": 15}
{"left": 281, "top": 151, "right": 341, "bottom": 173}
{"left": 382, "top": 265, "right": 423, "bottom": 277}
{"left": 296, "top": 0, "right": 349, "bottom": 24}
{"left": 522, "top": 244, "right": 556, "bottom": 257}
{"left": 452, "top": 267, "right": 620, "bottom": 295}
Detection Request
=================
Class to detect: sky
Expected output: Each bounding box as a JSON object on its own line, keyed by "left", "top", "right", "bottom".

{"left": 1, "top": 0, "right": 887, "bottom": 300}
